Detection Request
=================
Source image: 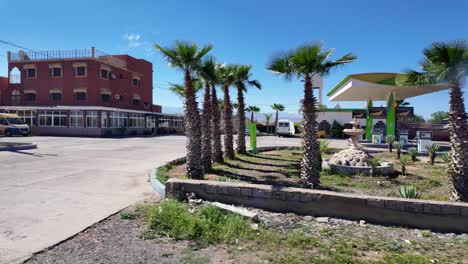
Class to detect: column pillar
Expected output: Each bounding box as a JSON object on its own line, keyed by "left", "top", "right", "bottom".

{"left": 365, "top": 100, "right": 373, "bottom": 141}
{"left": 386, "top": 92, "right": 396, "bottom": 138}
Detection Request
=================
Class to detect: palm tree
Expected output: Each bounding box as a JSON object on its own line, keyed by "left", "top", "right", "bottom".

{"left": 397, "top": 41, "right": 468, "bottom": 201}
{"left": 264, "top": 113, "right": 273, "bottom": 134}
{"left": 211, "top": 80, "right": 223, "bottom": 163}
{"left": 217, "top": 64, "right": 237, "bottom": 159}
{"left": 154, "top": 41, "right": 212, "bottom": 179}
{"left": 233, "top": 65, "right": 262, "bottom": 154}
{"left": 168, "top": 82, "right": 202, "bottom": 98}
{"left": 199, "top": 57, "right": 218, "bottom": 171}
{"left": 246, "top": 105, "right": 261, "bottom": 123}
{"left": 267, "top": 42, "right": 356, "bottom": 188}
{"left": 271, "top": 103, "right": 285, "bottom": 134}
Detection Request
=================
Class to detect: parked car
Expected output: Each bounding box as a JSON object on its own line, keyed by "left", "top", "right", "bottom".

{"left": 0, "top": 113, "right": 30, "bottom": 136}
{"left": 277, "top": 119, "right": 295, "bottom": 137}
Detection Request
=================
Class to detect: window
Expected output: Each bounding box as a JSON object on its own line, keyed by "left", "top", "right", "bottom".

{"left": 11, "top": 90, "right": 21, "bottom": 105}
{"left": 101, "top": 111, "right": 108, "bottom": 128}
{"left": 132, "top": 78, "right": 141, "bottom": 87}
{"left": 101, "top": 94, "right": 111, "bottom": 103}
{"left": 12, "top": 110, "right": 36, "bottom": 126}
{"left": 75, "top": 92, "right": 87, "bottom": 101}
{"left": 38, "top": 111, "right": 67, "bottom": 127}
{"left": 26, "top": 68, "right": 36, "bottom": 78}
{"left": 129, "top": 113, "right": 145, "bottom": 128}
{"left": 132, "top": 99, "right": 140, "bottom": 106}
{"left": 51, "top": 93, "right": 62, "bottom": 102}
{"left": 70, "top": 111, "right": 84, "bottom": 127}
{"left": 144, "top": 102, "right": 149, "bottom": 109}
{"left": 86, "top": 111, "right": 98, "bottom": 128}
{"left": 75, "top": 66, "right": 86, "bottom": 77}
{"left": 51, "top": 67, "right": 62, "bottom": 77}
{"left": 110, "top": 112, "right": 128, "bottom": 128}
{"left": 101, "top": 69, "right": 109, "bottom": 79}
{"left": 25, "top": 93, "right": 36, "bottom": 102}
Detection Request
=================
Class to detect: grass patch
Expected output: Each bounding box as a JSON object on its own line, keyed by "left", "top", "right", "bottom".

{"left": 156, "top": 164, "right": 175, "bottom": 184}
{"left": 120, "top": 212, "right": 137, "bottom": 220}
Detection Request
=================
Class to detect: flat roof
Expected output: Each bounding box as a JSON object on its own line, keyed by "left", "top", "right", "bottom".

{"left": 327, "top": 73, "right": 448, "bottom": 101}
{"left": 0, "top": 105, "right": 182, "bottom": 117}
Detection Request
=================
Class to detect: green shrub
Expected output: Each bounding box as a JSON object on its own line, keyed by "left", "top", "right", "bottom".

{"left": 398, "top": 185, "right": 422, "bottom": 199}
{"left": 425, "top": 143, "right": 440, "bottom": 165}
{"left": 440, "top": 152, "right": 450, "bottom": 163}
{"left": 156, "top": 164, "right": 174, "bottom": 184}
{"left": 319, "top": 140, "right": 331, "bottom": 155}
{"left": 330, "top": 120, "right": 344, "bottom": 138}
{"left": 145, "top": 200, "right": 251, "bottom": 245}
{"left": 407, "top": 147, "right": 418, "bottom": 162}
{"left": 293, "top": 122, "right": 302, "bottom": 134}
{"left": 386, "top": 135, "right": 395, "bottom": 152}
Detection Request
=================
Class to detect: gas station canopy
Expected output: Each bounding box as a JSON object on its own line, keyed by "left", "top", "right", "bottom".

{"left": 327, "top": 73, "right": 448, "bottom": 101}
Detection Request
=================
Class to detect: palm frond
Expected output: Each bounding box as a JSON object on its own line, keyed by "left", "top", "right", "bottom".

{"left": 267, "top": 52, "right": 294, "bottom": 80}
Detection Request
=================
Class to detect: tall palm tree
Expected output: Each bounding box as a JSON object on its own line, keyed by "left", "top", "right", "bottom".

{"left": 264, "top": 113, "right": 273, "bottom": 134}
{"left": 199, "top": 57, "right": 218, "bottom": 171}
{"left": 218, "top": 65, "right": 237, "bottom": 159}
{"left": 271, "top": 103, "right": 285, "bottom": 133}
{"left": 211, "top": 81, "right": 223, "bottom": 163}
{"left": 233, "top": 65, "right": 262, "bottom": 154}
{"left": 246, "top": 105, "right": 261, "bottom": 123}
{"left": 267, "top": 42, "right": 356, "bottom": 188}
{"left": 154, "top": 41, "right": 212, "bottom": 179}
{"left": 397, "top": 40, "right": 468, "bottom": 201}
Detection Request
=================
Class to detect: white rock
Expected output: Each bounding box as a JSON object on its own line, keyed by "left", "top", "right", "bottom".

{"left": 316, "top": 217, "right": 329, "bottom": 223}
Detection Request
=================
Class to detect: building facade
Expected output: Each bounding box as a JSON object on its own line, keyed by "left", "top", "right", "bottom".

{"left": 0, "top": 47, "right": 183, "bottom": 136}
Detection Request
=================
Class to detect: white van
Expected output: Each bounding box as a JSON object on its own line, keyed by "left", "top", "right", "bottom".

{"left": 277, "top": 120, "right": 295, "bottom": 137}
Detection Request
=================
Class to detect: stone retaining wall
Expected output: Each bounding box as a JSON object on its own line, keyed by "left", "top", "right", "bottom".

{"left": 166, "top": 179, "right": 468, "bottom": 233}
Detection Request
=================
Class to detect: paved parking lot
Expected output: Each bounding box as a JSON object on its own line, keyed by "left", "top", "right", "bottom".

{"left": 0, "top": 135, "right": 304, "bottom": 263}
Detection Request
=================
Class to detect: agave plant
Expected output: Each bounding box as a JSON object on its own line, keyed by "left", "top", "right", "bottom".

{"left": 425, "top": 143, "right": 440, "bottom": 165}
{"left": 407, "top": 147, "right": 418, "bottom": 162}
{"left": 394, "top": 140, "right": 404, "bottom": 159}
{"left": 440, "top": 152, "right": 450, "bottom": 163}
{"left": 398, "top": 185, "right": 422, "bottom": 199}
{"left": 386, "top": 135, "right": 395, "bottom": 153}
{"left": 319, "top": 140, "right": 331, "bottom": 155}
{"left": 398, "top": 155, "right": 411, "bottom": 176}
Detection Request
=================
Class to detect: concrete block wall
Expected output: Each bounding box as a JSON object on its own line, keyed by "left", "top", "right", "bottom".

{"left": 166, "top": 179, "right": 468, "bottom": 233}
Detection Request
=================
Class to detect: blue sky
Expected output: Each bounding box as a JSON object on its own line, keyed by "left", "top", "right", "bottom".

{"left": 0, "top": 0, "right": 467, "bottom": 119}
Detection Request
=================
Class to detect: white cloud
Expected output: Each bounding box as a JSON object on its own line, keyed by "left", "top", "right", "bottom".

{"left": 124, "top": 33, "right": 142, "bottom": 48}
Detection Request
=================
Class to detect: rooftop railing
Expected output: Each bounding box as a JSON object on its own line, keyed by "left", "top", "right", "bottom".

{"left": 8, "top": 47, "right": 126, "bottom": 69}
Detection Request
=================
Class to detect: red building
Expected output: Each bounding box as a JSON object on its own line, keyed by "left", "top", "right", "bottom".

{"left": 0, "top": 47, "right": 182, "bottom": 136}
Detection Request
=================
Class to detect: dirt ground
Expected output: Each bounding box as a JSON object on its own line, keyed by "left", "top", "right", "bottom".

{"left": 25, "top": 200, "right": 468, "bottom": 264}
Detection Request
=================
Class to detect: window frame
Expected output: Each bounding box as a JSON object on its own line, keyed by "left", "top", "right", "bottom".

{"left": 51, "top": 92, "right": 63, "bottom": 103}
{"left": 51, "top": 67, "right": 62, "bottom": 78}
{"left": 75, "top": 66, "right": 87, "bottom": 77}
{"left": 69, "top": 110, "right": 84, "bottom": 128}
{"left": 26, "top": 68, "right": 37, "bottom": 79}
{"left": 75, "top": 92, "right": 87, "bottom": 102}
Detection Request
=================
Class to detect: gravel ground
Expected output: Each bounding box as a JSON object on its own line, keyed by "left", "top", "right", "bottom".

{"left": 25, "top": 200, "right": 468, "bottom": 264}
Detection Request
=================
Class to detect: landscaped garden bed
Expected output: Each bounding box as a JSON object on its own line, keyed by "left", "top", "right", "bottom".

{"left": 158, "top": 147, "right": 452, "bottom": 202}
{"left": 26, "top": 199, "right": 468, "bottom": 264}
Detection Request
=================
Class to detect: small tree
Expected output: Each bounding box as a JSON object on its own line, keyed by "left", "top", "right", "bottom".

{"left": 368, "top": 157, "right": 381, "bottom": 177}
{"left": 407, "top": 147, "right": 418, "bottom": 162}
{"left": 425, "top": 143, "right": 440, "bottom": 165}
{"left": 440, "top": 152, "right": 450, "bottom": 163}
{"left": 331, "top": 120, "right": 344, "bottom": 138}
{"left": 319, "top": 140, "right": 331, "bottom": 155}
{"left": 394, "top": 141, "right": 404, "bottom": 159}
{"left": 399, "top": 155, "right": 411, "bottom": 176}
{"left": 428, "top": 111, "right": 449, "bottom": 124}
{"left": 386, "top": 135, "right": 395, "bottom": 153}
{"left": 264, "top": 113, "right": 272, "bottom": 134}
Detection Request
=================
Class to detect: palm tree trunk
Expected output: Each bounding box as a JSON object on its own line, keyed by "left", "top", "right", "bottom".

{"left": 183, "top": 69, "right": 204, "bottom": 179}
{"left": 300, "top": 75, "right": 321, "bottom": 188}
{"left": 211, "top": 84, "right": 223, "bottom": 163}
{"left": 201, "top": 82, "right": 212, "bottom": 172}
{"left": 447, "top": 80, "right": 468, "bottom": 201}
{"left": 223, "top": 84, "right": 235, "bottom": 159}
{"left": 275, "top": 110, "right": 279, "bottom": 134}
{"left": 251, "top": 112, "right": 254, "bottom": 123}
{"left": 236, "top": 87, "right": 247, "bottom": 154}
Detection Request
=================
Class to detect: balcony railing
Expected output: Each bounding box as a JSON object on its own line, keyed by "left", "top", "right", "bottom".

{"left": 8, "top": 47, "right": 126, "bottom": 69}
